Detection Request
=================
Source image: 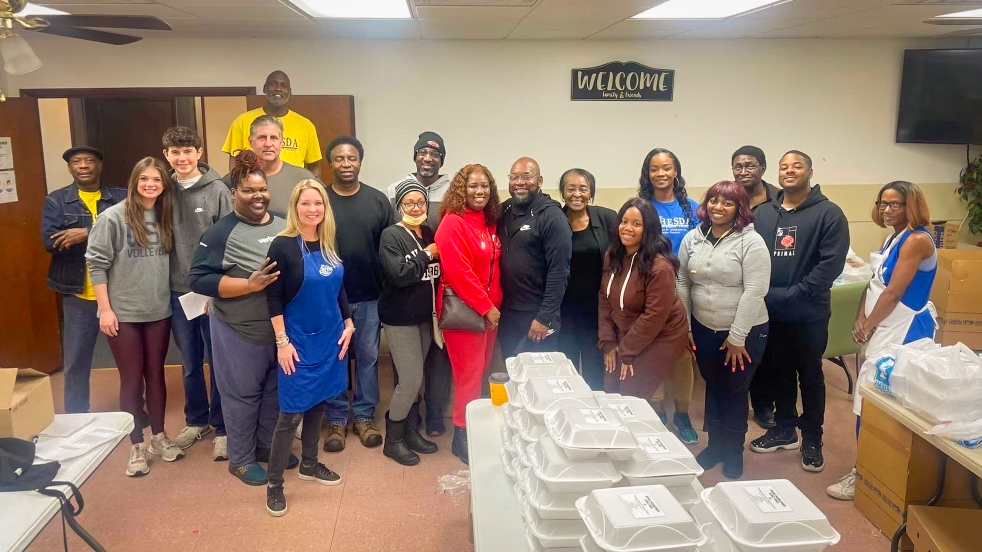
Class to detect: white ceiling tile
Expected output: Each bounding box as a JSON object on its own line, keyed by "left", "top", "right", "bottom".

{"left": 415, "top": 5, "right": 530, "bottom": 20}
{"left": 315, "top": 19, "right": 422, "bottom": 39}
{"left": 589, "top": 26, "right": 681, "bottom": 40}
{"left": 40, "top": 3, "right": 196, "bottom": 18}
{"left": 156, "top": 0, "right": 283, "bottom": 5}
{"left": 31, "top": 0, "right": 152, "bottom": 4}
{"left": 509, "top": 0, "right": 660, "bottom": 39}
{"left": 170, "top": 4, "right": 304, "bottom": 19}
{"left": 755, "top": 17, "right": 884, "bottom": 37}
{"left": 414, "top": 0, "right": 535, "bottom": 5}
{"left": 738, "top": 0, "right": 892, "bottom": 20}
{"left": 669, "top": 18, "right": 810, "bottom": 39}
{"left": 419, "top": 18, "right": 516, "bottom": 38}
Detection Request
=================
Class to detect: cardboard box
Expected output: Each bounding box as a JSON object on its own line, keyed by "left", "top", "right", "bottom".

{"left": 930, "top": 250, "right": 982, "bottom": 315}
{"left": 929, "top": 221, "right": 961, "bottom": 250}
{"left": 0, "top": 368, "right": 55, "bottom": 439}
{"left": 855, "top": 401, "right": 978, "bottom": 547}
{"left": 934, "top": 308, "right": 982, "bottom": 350}
{"left": 907, "top": 506, "right": 982, "bottom": 552}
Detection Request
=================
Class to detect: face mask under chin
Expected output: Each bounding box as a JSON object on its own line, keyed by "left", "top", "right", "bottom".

{"left": 403, "top": 212, "right": 428, "bottom": 226}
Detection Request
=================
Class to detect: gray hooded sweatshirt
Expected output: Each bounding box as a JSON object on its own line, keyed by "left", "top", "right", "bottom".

{"left": 170, "top": 164, "right": 234, "bottom": 292}
{"left": 85, "top": 202, "right": 171, "bottom": 323}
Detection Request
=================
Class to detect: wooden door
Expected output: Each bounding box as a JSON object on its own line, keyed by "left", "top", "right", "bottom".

{"left": 245, "top": 95, "right": 356, "bottom": 183}
{"left": 0, "top": 98, "right": 62, "bottom": 372}
{"left": 78, "top": 98, "right": 184, "bottom": 188}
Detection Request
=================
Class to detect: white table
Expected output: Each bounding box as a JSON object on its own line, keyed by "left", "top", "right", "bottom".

{"left": 0, "top": 412, "right": 133, "bottom": 552}
{"left": 467, "top": 399, "right": 529, "bottom": 552}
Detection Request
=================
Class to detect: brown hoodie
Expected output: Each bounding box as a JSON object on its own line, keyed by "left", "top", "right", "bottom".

{"left": 598, "top": 254, "right": 689, "bottom": 396}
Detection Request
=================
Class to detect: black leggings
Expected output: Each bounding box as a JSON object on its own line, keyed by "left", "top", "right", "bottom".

{"left": 107, "top": 319, "right": 172, "bottom": 444}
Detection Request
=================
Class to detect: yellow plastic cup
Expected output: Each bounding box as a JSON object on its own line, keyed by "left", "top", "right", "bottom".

{"left": 489, "top": 372, "right": 510, "bottom": 407}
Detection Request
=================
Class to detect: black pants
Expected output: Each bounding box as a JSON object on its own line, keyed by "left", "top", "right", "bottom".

{"left": 754, "top": 316, "right": 830, "bottom": 443}
{"left": 423, "top": 342, "right": 452, "bottom": 417}
{"left": 748, "top": 362, "right": 774, "bottom": 415}
{"left": 268, "top": 401, "right": 327, "bottom": 488}
{"left": 693, "top": 319, "right": 769, "bottom": 441}
{"left": 497, "top": 308, "right": 560, "bottom": 358}
{"left": 557, "top": 308, "right": 604, "bottom": 391}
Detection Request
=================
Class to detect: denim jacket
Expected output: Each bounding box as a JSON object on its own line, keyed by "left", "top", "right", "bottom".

{"left": 42, "top": 183, "right": 127, "bottom": 295}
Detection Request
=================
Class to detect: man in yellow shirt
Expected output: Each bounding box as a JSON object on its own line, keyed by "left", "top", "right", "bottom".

{"left": 41, "top": 146, "right": 126, "bottom": 413}
{"left": 222, "top": 70, "right": 322, "bottom": 178}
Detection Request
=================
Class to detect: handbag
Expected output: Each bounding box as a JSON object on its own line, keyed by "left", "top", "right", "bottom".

{"left": 439, "top": 225, "right": 496, "bottom": 333}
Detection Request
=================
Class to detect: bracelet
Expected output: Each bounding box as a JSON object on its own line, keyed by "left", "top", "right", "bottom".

{"left": 275, "top": 337, "right": 290, "bottom": 348}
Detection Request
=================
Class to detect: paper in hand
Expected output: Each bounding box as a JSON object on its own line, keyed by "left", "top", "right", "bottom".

{"left": 178, "top": 292, "right": 210, "bottom": 320}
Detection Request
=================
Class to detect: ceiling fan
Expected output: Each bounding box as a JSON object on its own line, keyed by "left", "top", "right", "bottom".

{"left": 1, "top": 0, "right": 172, "bottom": 47}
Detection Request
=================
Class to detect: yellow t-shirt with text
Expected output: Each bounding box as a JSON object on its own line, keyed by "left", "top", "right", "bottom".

{"left": 76, "top": 189, "right": 101, "bottom": 301}
{"left": 222, "top": 108, "right": 322, "bottom": 169}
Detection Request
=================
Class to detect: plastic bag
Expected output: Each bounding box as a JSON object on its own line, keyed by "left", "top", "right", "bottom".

{"left": 870, "top": 338, "right": 982, "bottom": 447}
{"left": 835, "top": 247, "right": 873, "bottom": 285}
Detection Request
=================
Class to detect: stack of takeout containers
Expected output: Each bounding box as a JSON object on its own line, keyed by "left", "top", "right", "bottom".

{"left": 690, "top": 480, "right": 841, "bottom": 552}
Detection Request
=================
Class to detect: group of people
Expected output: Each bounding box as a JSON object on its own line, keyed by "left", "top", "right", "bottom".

{"left": 41, "top": 69, "right": 940, "bottom": 517}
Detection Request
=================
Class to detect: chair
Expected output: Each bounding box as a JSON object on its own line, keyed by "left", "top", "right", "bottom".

{"left": 824, "top": 282, "right": 868, "bottom": 394}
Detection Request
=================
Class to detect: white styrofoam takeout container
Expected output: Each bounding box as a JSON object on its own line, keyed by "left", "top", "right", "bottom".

{"left": 575, "top": 485, "right": 708, "bottom": 552}
{"left": 518, "top": 485, "right": 589, "bottom": 549}
{"left": 690, "top": 499, "right": 738, "bottom": 552}
{"left": 614, "top": 431, "right": 703, "bottom": 487}
{"left": 515, "top": 435, "right": 534, "bottom": 468}
{"left": 525, "top": 524, "right": 582, "bottom": 552}
{"left": 701, "top": 480, "right": 840, "bottom": 552}
{"left": 596, "top": 394, "right": 670, "bottom": 434}
{"left": 519, "top": 467, "right": 586, "bottom": 520}
{"left": 501, "top": 448, "right": 516, "bottom": 480}
{"left": 519, "top": 376, "right": 599, "bottom": 423}
{"left": 507, "top": 352, "right": 578, "bottom": 384}
{"left": 545, "top": 407, "right": 639, "bottom": 461}
{"left": 529, "top": 436, "right": 622, "bottom": 493}
{"left": 501, "top": 423, "right": 517, "bottom": 451}
{"left": 516, "top": 406, "right": 549, "bottom": 443}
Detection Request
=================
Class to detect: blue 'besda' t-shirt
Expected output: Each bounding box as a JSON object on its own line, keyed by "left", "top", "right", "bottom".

{"left": 652, "top": 198, "right": 700, "bottom": 255}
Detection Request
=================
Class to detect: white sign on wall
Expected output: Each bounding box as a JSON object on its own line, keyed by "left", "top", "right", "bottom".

{"left": 0, "top": 137, "right": 18, "bottom": 205}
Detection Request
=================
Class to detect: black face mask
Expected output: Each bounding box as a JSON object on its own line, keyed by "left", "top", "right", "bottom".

{"left": 0, "top": 438, "right": 106, "bottom": 552}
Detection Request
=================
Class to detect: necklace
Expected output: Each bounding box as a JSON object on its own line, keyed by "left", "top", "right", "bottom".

{"left": 690, "top": 226, "right": 734, "bottom": 275}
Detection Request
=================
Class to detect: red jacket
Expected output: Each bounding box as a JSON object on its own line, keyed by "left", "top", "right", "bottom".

{"left": 435, "top": 209, "right": 503, "bottom": 317}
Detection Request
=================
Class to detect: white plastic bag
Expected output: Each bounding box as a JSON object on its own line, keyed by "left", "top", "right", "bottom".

{"left": 835, "top": 248, "right": 873, "bottom": 285}
{"left": 870, "top": 338, "right": 982, "bottom": 448}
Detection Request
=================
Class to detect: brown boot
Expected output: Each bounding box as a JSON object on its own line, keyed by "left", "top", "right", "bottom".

{"left": 323, "top": 424, "right": 347, "bottom": 453}
{"left": 353, "top": 419, "right": 383, "bottom": 448}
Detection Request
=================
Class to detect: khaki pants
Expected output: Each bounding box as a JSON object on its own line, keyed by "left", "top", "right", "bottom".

{"left": 652, "top": 354, "right": 695, "bottom": 411}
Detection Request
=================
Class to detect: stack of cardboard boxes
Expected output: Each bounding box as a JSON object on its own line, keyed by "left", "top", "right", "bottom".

{"left": 931, "top": 249, "right": 982, "bottom": 351}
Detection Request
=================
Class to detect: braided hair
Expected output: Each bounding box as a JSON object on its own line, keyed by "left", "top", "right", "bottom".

{"left": 230, "top": 149, "right": 266, "bottom": 188}
{"left": 638, "top": 148, "right": 694, "bottom": 228}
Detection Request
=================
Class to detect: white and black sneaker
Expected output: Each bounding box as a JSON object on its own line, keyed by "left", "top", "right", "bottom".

{"left": 266, "top": 485, "right": 287, "bottom": 517}
{"left": 750, "top": 427, "right": 801, "bottom": 453}
{"left": 801, "top": 441, "right": 825, "bottom": 472}
{"left": 298, "top": 462, "right": 342, "bottom": 486}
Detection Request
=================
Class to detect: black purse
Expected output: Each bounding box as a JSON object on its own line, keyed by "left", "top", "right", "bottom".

{"left": 439, "top": 227, "right": 496, "bottom": 333}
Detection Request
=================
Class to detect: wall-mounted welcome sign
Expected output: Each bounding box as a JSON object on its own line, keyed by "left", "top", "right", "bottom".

{"left": 571, "top": 61, "right": 675, "bottom": 102}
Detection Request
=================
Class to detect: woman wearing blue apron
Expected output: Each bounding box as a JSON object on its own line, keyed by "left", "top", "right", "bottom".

{"left": 828, "top": 181, "right": 937, "bottom": 501}
{"left": 265, "top": 180, "right": 355, "bottom": 517}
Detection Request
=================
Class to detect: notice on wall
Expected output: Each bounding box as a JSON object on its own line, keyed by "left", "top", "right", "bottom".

{"left": 0, "top": 137, "right": 16, "bottom": 205}
{"left": 571, "top": 61, "right": 675, "bottom": 102}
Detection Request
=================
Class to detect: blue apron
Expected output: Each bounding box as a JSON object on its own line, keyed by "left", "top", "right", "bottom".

{"left": 279, "top": 237, "right": 347, "bottom": 414}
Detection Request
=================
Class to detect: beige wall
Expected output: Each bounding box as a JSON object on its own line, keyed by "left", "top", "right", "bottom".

{"left": 202, "top": 96, "right": 246, "bottom": 172}
{"left": 38, "top": 98, "right": 73, "bottom": 193}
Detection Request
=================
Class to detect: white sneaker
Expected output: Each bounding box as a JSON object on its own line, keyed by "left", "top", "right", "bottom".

{"left": 125, "top": 443, "right": 150, "bottom": 477}
{"left": 213, "top": 435, "right": 228, "bottom": 462}
{"left": 826, "top": 467, "right": 857, "bottom": 501}
{"left": 149, "top": 432, "right": 186, "bottom": 462}
{"left": 175, "top": 425, "right": 212, "bottom": 449}
{"left": 295, "top": 420, "right": 303, "bottom": 440}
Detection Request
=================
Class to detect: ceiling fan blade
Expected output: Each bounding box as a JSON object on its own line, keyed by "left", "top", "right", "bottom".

{"left": 40, "top": 15, "right": 172, "bottom": 31}
{"left": 33, "top": 25, "right": 143, "bottom": 45}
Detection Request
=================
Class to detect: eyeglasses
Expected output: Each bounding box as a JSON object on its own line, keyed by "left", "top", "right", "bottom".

{"left": 401, "top": 201, "right": 427, "bottom": 210}
{"left": 732, "top": 164, "right": 760, "bottom": 174}
{"left": 876, "top": 201, "right": 906, "bottom": 211}
{"left": 508, "top": 173, "right": 538, "bottom": 183}
{"left": 415, "top": 149, "right": 442, "bottom": 160}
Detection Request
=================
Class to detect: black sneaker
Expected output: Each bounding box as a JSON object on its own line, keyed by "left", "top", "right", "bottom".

{"left": 749, "top": 427, "right": 800, "bottom": 453}
{"left": 753, "top": 410, "right": 777, "bottom": 429}
{"left": 266, "top": 485, "right": 287, "bottom": 517}
{"left": 801, "top": 441, "right": 825, "bottom": 472}
{"left": 298, "top": 462, "right": 342, "bottom": 486}
{"left": 255, "top": 448, "right": 299, "bottom": 470}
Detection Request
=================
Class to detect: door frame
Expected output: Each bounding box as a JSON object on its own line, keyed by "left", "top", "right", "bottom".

{"left": 19, "top": 87, "right": 256, "bottom": 99}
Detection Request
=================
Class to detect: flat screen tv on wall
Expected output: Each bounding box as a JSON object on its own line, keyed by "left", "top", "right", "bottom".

{"left": 897, "top": 49, "right": 982, "bottom": 145}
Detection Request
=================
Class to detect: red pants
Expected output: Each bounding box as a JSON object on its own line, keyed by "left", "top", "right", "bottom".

{"left": 444, "top": 327, "right": 498, "bottom": 429}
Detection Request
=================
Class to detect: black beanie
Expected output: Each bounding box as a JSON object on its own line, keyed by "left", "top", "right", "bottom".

{"left": 413, "top": 132, "right": 446, "bottom": 163}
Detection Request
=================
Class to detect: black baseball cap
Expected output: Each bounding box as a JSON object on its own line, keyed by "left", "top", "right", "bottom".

{"left": 62, "top": 146, "right": 104, "bottom": 163}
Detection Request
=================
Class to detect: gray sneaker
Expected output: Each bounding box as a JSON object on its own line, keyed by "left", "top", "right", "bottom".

{"left": 175, "top": 425, "right": 212, "bottom": 449}
{"left": 826, "top": 467, "right": 856, "bottom": 500}
{"left": 125, "top": 443, "right": 150, "bottom": 477}
{"left": 213, "top": 435, "right": 228, "bottom": 462}
{"left": 149, "top": 432, "right": 186, "bottom": 462}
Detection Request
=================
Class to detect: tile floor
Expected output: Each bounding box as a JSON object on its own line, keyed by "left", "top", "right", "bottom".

{"left": 26, "top": 355, "right": 888, "bottom": 552}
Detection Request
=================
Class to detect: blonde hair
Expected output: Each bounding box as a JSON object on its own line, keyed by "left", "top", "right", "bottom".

{"left": 279, "top": 179, "right": 342, "bottom": 265}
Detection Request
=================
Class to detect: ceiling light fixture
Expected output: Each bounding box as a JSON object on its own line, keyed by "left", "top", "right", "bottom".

{"left": 287, "top": 0, "right": 411, "bottom": 19}
{"left": 0, "top": 29, "right": 42, "bottom": 75}
{"left": 937, "top": 8, "right": 982, "bottom": 18}
{"left": 632, "top": 0, "right": 792, "bottom": 20}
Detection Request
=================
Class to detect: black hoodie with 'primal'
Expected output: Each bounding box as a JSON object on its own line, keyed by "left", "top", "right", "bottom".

{"left": 754, "top": 184, "right": 850, "bottom": 323}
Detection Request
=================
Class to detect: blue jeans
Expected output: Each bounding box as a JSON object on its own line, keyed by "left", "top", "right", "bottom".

{"left": 325, "top": 300, "right": 380, "bottom": 425}
{"left": 62, "top": 295, "right": 101, "bottom": 414}
{"left": 170, "top": 292, "right": 224, "bottom": 434}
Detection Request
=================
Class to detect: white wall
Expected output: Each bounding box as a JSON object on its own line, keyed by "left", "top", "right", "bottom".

{"left": 8, "top": 36, "right": 966, "bottom": 191}
{"left": 38, "top": 98, "right": 73, "bottom": 193}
